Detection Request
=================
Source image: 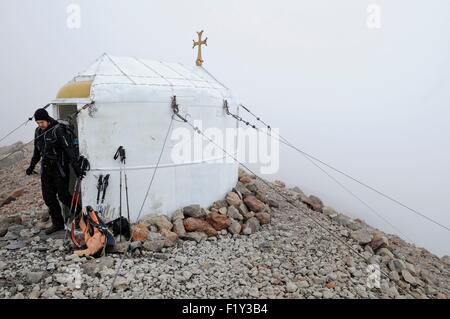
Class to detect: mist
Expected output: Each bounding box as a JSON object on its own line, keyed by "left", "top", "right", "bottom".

{"left": 0, "top": 0, "right": 449, "bottom": 256}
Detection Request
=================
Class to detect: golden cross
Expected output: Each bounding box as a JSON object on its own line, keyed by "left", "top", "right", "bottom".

{"left": 192, "top": 30, "right": 207, "bottom": 66}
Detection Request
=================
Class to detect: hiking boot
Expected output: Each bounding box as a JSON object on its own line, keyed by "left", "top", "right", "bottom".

{"left": 45, "top": 224, "right": 64, "bottom": 235}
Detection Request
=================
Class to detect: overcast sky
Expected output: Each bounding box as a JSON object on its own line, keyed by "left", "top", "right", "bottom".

{"left": 0, "top": 0, "right": 449, "bottom": 256}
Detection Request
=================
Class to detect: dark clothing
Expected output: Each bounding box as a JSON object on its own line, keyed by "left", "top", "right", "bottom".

{"left": 29, "top": 118, "right": 79, "bottom": 175}
{"left": 28, "top": 118, "right": 80, "bottom": 227}
{"left": 41, "top": 161, "right": 72, "bottom": 227}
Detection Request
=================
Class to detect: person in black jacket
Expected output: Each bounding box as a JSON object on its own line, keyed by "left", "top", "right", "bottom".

{"left": 26, "top": 108, "right": 85, "bottom": 235}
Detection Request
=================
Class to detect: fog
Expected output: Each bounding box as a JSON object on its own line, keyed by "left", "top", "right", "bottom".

{"left": 0, "top": 0, "right": 449, "bottom": 256}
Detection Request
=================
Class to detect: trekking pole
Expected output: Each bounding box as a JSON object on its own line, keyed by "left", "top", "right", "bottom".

{"left": 65, "top": 156, "right": 90, "bottom": 241}
{"left": 114, "top": 146, "right": 124, "bottom": 241}
{"left": 120, "top": 147, "right": 131, "bottom": 223}
{"left": 65, "top": 179, "right": 80, "bottom": 241}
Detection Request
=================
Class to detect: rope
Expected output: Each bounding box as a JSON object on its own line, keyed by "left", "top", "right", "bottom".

{"left": 179, "top": 116, "right": 416, "bottom": 298}
{"left": 235, "top": 104, "right": 450, "bottom": 233}
{"left": 106, "top": 115, "right": 174, "bottom": 298}
{"left": 232, "top": 111, "right": 413, "bottom": 241}
{"left": 0, "top": 103, "right": 94, "bottom": 165}
{"left": 0, "top": 103, "right": 52, "bottom": 144}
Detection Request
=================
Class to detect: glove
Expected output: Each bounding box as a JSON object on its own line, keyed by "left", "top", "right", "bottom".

{"left": 26, "top": 166, "right": 35, "bottom": 175}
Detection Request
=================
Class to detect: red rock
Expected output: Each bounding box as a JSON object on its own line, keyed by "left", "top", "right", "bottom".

{"left": 370, "top": 232, "right": 389, "bottom": 251}
{"left": 11, "top": 188, "right": 25, "bottom": 198}
{"left": 325, "top": 282, "right": 337, "bottom": 289}
{"left": 160, "top": 229, "right": 178, "bottom": 247}
{"left": 239, "top": 176, "right": 252, "bottom": 184}
{"left": 243, "top": 195, "right": 265, "bottom": 213}
{"left": 206, "top": 212, "right": 231, "bottom": 231}
{"left": 308, "top": 195, "right": 323, "bottom": 212}
{"left": 131, "top": 223, "right": 150, "bottom": 241}
{"left": 255, "top": 212, "right": 271, "bottom": 225}
{"left": 183, "top": 217, "right": 218, "bottom": 236}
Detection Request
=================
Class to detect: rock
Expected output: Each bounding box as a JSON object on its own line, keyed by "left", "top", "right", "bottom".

{"left": 227, "top": 206, "right": 243, "bottom": 221}
{"left": 388, "top": 259, "right": 407, "bottom": 272}
{"left": 131, "top": 223, "right": 150, "bottom": 241}
{"left": 350, "top": 229, "right": 373, "bottom": 245}
{"left": 238, "top": 203, "right": 253, "bottom": 220}
{"left": 218, "top": 207, "right": 228, "bottom": 215}
{"left": 377, "top": 248, "right": 394, "bottom": 259}
{"left": 234, "top": 182, "right": 252, "bottom": 196}
{"left": 110, "top": 242, "right": 129, "bottom": 253}
{"left": 175, "top": 256, "right": 188, "bottom": 264}
{"left": 323, "top": 290, "right": 334, "bottom": 299}
{"left": 160, "top": 229, "right": 178, "bottom": 247}
{"left": 211, "top": 200, "right": 228, "bottom": 210}
{"left": 5, "top": 240, "right": 26, "bottom": 250}
{"left": 247, "top": 287, "right": 260, "bottom": 298}
{"left": 268, "top": 198, "right": 279, "bottom": 208}
{"left": 41, "top": 287, "right": 58, "bottom": 299}
{"left": 255, "top": 191, "right": 269, "bottom": 204}
{"left": 348, "top": 221, "right": 363, "bottom": 231}
{"left": 299, "top": 193, "right": 314, "bottom": 209}
{"left": 243, "top": 195, "right": 265, "bottom": 213}
{"left": 182, "top": 205, "right": 206, "bottom": 218}
{"left": 173, "top": 219, "right": 186, "bottom": 237}
{"left": 297, "top": 280, "right": 309, "bottom": 288}
{"left": 140, "top": 214, "right": 173, "bottom": 232}
{"left": 405, "top": 262, "right": 416, "bottom": 275}
{"left": 286, "top": 282, "right": 298, "bottom": 293}
{"left": 242, "top": 217, "right": 260, "bottom": 235}
{"left": 255, "top": 212, "right": 271, "bottom": 225}
{"left": 0, "top": 225, "right": 7, "bottom": 237}
{"left": 0, "top": 261, "right": 7, "bottom": 271}
{"left": 370, "top": 233, "right": 389, "bottom": 251}
{"left": 308, "top": 195, "right": 323, "bottom": 212}
{"left": 82, "top": 257, "right": 114, "bottom": 276}
{"left": 183, "top": 218, "right": 217, "bottom": 236}
{"left": 389, "top": 271, "right": 400, "bottom": 282}
{"left": 273, "top": 180, "right": 285, "bottom": 188}
{"left": 246, "top": 183, "right": 258, "bottom": 193}
{"left": 27, "top": 272, "right": 44, "bottom": 284}
{"left": 206, "top": 212, "right": 231, "bottom": 231}
{"left": 129, "top": 241, "right": 142, "bottom": 252}
{"left": 10, "top": 188, "right": 25, "bottom": 199}
{"left": 113, "top": 277, "right": 129, "bottom": 291}
{"left": 387, "top": 286, "right": 399, "bottom": 298}
{"left": 228, "top": 219, "right": 242, "bottom": 235}
{"left": 172, "top": 209, "right": 184, "bottom": 221}
{"left": 325, "top": 282, "right": 337, "bottom": 289}
{"left": 441, "top": 255, "right": 450, "bottom": 265}
{"left": 143, "top": 239, "right": 165, "bottom": 252}
{"left": 226, "top": 192, "right": 242, "bottom": 207}
{"left": 322, "top": 206, "right": 337, "bottom": 216}
{"left": 180, "top": 231, "right": 207, "bottom": 243}
{"left": 239, "top": 175, "right": 252, "bottom": 184}
{"left": 401, "top": 269, "right": 417, "bottom": 285}
{"left": 335, "top": 214, "right": 352, "bottom": 227}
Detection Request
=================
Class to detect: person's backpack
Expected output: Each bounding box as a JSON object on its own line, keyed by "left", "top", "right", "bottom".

{"left": 53, "top": 119, "right": 80, "bottom": 161}
{"left": 71, "top": 206, "right": 116, "bottom": 258}
{"left": 107, "top": 217, "right": 131, "bottom": 241}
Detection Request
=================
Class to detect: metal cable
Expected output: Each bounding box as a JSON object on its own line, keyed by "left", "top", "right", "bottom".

{"left": 237, "top": 105, "right": 450, "bottom": 233}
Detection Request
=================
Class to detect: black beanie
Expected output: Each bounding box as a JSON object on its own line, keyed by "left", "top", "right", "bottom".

{"left": 34, "top": 108, "right": 51, "bottom": 121}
